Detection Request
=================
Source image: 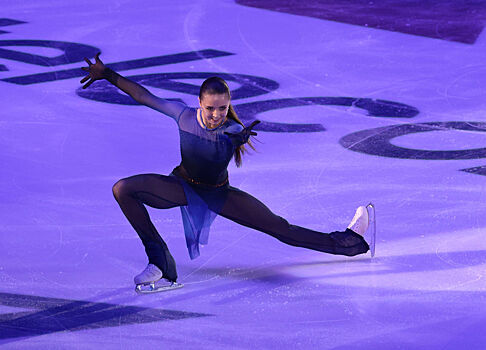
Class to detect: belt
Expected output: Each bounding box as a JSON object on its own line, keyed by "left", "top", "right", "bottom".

{"left": 174, "top": 165, "right": 229, "bottom": 188}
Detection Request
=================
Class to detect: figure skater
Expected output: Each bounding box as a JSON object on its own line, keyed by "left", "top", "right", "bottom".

{"left": 81, "top": 53, "right": 375, "bottom": 293}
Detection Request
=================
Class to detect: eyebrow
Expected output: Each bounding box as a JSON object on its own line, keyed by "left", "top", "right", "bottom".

{"left": 205, "top": 104, "right": 227, "bottom": 108}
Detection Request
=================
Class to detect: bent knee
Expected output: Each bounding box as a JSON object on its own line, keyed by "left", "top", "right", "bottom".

{"left": 112, "top": 178, "right": 130, "bottom": 199}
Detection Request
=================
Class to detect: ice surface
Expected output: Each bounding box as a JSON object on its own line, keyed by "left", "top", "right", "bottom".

{"left": 1, "top": 0, "right": 486, "bottom": 349}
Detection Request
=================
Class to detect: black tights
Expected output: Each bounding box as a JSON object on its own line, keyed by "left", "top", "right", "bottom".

{"left": 112, "top": 173, "right": 369, "bottom": 281}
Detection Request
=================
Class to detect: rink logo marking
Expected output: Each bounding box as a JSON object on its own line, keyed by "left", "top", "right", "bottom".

{"left": 0, "top": 40, "right": 101, "bottom": 67}
{"left": 0, "top": 21, "right": 418, "bottom": 134}
{"left": 2, "top": 18, "right": 486, "bottom": 174}
{"left": 0, "top": 18, "right": 26, "bottom": 27}
{"left": 460, "top": 165, "right": 486, "bottom": 176}
{"left": 0, "top": 292, "right": 211, "bottom": 340}
{"left": 75, "top": 76, "right": 417, "bottom": 133}
{"left": 0, "top": 18, "right": 27, "bottom": 36}
{"left": 232, "top": 97, "right": 417, "bottom": 132}
{"left": 0, "top": 47, "right": 234, "bottom": 84}
{"left": 339, "top": 122, "right": 486, "bottom": 160}
{"left": 76, "top": 71, "right": 280, "bottom": 103}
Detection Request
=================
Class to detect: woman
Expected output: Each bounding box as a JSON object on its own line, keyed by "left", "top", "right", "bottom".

{"left": 81, "top": 53, "right": 374, "bottom": 293}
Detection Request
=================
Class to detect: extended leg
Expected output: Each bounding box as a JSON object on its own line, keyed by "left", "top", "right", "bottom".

{"left": 112, "top": 174, "right": 187, "bottom": 281}
{"left": 217, "top": 188, "right": 369, "bottom": 256}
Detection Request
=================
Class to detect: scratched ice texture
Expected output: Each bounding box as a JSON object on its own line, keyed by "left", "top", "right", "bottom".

{"left": 0, "top": 1, "right": 485, "bottom": 349}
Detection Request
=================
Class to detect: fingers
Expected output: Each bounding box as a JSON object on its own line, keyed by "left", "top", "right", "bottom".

{"left": 244, "top": 120, "right": 260, "bottom": 138}
{"left": 248, "top": 120, "right": 261, "bottom": 129}
{"left": 81, "top": 55, "right": 100, "bottom": 87}
{"left": 225, "top": 128, "right": 257, "bottom": 141}
{"left": 82, "top": 79, "right": 94, "bottom": 89}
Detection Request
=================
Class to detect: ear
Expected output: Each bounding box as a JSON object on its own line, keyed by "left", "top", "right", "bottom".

{"left": 198, "top": 97, "right": 202, "bottom": 108}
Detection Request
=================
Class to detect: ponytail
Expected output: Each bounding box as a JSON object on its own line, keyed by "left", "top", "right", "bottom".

{"left": 226, "top": 104, "right": 256, "bottom": 167}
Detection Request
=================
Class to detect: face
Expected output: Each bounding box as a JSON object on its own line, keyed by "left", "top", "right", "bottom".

{"left": 198, "top": 93, "right": 230, "bottom": 128}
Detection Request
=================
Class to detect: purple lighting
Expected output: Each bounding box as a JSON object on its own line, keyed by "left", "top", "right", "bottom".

{"left": 1, "top": 1, "right": 486, "bottom": 348}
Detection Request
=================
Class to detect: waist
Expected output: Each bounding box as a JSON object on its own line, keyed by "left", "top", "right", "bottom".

{"left": 172, "top": 164, "right": 229, "bottom": 188}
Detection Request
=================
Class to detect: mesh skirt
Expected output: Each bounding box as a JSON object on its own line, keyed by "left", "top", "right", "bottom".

{"left": 169, "top": 168, "right": 238, "bottom": 259}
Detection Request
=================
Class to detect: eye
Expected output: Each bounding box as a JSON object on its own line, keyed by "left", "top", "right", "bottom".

{"left": 219, "top": 107, "right": 226, "bottom": 111}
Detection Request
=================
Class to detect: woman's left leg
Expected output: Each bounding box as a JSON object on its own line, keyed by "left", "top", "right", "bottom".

{"left": 216, "top": 188, "right": 369, "bottom": 256}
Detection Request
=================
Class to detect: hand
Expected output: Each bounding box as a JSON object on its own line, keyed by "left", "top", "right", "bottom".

{"left": 80, "top": 52, "right": 106, "bottom": 89}
{"left": 224, "top": 120, "right": 260, "bottom": 145}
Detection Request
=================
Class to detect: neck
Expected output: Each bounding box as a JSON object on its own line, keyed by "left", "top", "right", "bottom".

{"left": 198, "top": 108, "right": 226, "bottom": 129}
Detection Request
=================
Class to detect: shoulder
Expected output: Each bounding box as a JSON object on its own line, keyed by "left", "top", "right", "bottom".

{"left": 177, "top": 106, "right": 196, "bottom": 123}
{"left": 142, "top": 95, "right": 189, "bottom": 122}
{"left": 182, "top": 106, "right": 197, "bottom": 116}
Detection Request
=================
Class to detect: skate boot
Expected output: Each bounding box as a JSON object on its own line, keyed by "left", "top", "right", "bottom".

{"left": 134, "top": 264, "right": 183, "bottom": 294}
{"left": 347, "top": 206, "right": 369, "bottom": 236}
{"left": 134, "top": 263, "right": 163, "bottom": 285}
{"left": 347, "top": 204, "right": 376, "bottom": 257}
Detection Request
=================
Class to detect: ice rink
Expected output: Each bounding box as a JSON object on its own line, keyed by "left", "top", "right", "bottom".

{"left": 1, "top": 1, "right": 486, "bottom": 349}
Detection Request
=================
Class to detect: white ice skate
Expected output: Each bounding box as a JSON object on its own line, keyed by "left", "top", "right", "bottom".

{"left": 347, "top": 203, "right": 376, "bottom": 257}
{"left": 134, "top": 264, "right": 183, "bottom": 294}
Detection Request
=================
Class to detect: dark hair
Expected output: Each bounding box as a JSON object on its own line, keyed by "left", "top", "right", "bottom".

{"left": 199, "top": 76, "right": 256, "bottom": 167}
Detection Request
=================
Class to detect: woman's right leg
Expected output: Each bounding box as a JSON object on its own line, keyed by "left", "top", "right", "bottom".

{"left": 112, "top": 174, "right": 187, "bottom": 282}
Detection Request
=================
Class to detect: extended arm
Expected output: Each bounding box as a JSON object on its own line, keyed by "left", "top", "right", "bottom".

{"left": 81, "top": 53, "right": 186, "bottom": 119}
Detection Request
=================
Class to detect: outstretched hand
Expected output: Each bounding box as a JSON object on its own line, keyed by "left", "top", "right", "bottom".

{"left": 224, "top": 120, "right": 260, "bottom": 145}
{"left": 80, "top": 52, "right": 106, "bottom": 89}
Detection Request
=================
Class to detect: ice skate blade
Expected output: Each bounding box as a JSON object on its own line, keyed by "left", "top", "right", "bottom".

{"left": 135, "top": 281, "right": 184, "bottom": 294}
{"left": 366, "top": 203, "right": 376, "bottom": 258}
